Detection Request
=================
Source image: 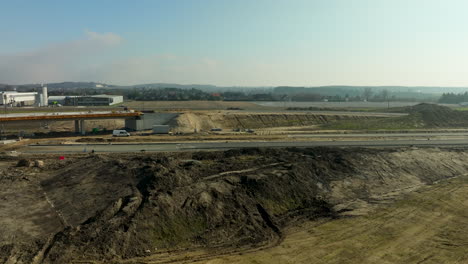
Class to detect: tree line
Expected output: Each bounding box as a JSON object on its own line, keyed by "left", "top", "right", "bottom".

{"left": 40, "top": 86, "right": 439, "bottom": 102}
{"left": 438, "top": 92, "right": 468, "bottom": 104}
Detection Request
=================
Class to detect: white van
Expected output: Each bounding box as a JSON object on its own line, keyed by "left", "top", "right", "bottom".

{"left": 112, "top": 130, "right": 130, "bottom": 137}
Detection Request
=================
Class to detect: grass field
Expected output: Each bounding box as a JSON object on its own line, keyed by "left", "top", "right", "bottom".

{"left": 320, "top": 104, "right": 468, "bottom": 130}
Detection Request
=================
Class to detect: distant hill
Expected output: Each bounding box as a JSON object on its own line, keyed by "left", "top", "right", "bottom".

{"left": 125, "top": 83, "right": 218, "bottom": 90}
{"left": 119, "top": 83, "right": 273, "bottom": 93}
{"left": 17, "top": 82, "right": 109, "bottom": 91}
{"left": 5, "top": 82, "right": 468, "bottom": 94}
{"left": 4, "top": 82, "right": 468, "bottom": 102}
{"left": 273, "top": 86, "right": 468, "bottom": 96}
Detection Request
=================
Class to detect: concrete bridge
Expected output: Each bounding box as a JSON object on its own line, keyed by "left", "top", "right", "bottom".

{"left": 0, "top": 111, "right": 142, "bottom": 134}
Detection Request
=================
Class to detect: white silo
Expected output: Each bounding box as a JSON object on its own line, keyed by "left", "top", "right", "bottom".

{"left": 41, "top": 85, "right": 48, "bottom": 106}
{"left": 34, "top": 93, "right": 42, "bottom": 107}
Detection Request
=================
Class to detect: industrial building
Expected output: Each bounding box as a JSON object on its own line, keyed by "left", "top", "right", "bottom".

{"left": 34, "top": 85, "right": 49, "bottom": 107}
{"left": 0, "top": 85, "right": 48, "bottom": 107}
{"left": 0, "top": 91, "right": 37, "bottom": 106}
{"left": 63, "top": 95, "right": 124, "bottom": 106}
{"left": 49, "top": 95, "right": 123, "bottom": 106}
{"left": 1, "top": 84, "right": 123, "bottom": 107}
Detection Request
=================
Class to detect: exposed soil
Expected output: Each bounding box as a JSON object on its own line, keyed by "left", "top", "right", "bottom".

{"left": 171, "top": 111, "right": 378, "bottom": 133}
{"left": 2, "top": 147, "right": 468, "bottom": 263}
{"left": 205, "top": 174, "right": 468, "bottom": 264}
{"left": 402, "top": 103, "right": 468, "bottom": 127}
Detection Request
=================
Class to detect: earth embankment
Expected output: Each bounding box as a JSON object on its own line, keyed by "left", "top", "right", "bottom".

{"left": 171, "top": 111, "right": 378, "bottom": 132}
{"left": 1, "top": 147, "right": 468, "bottom": 263}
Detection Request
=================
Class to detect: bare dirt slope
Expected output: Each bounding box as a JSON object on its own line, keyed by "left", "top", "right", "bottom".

{"left": 206, "top": 174, "right": 468, "bottom": 264}
{"left": 171, "top": 111, "right": 377, "bottom": 132}
{"left": 2, "top": 147, "right": 468, "bottom": 263}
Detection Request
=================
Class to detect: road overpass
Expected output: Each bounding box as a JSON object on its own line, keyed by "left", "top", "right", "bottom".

{"left": 0, "top": 111, "right": 142, "bottom": 134}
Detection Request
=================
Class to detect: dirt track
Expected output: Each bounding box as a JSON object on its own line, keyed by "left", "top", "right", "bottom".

{"left": 2, "top": 147, "right": 468, "bottom": 263}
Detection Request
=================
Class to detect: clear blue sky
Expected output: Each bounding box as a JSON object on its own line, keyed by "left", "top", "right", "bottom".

{"left": 2, "top": 0, "right": 468, "bottom": 86}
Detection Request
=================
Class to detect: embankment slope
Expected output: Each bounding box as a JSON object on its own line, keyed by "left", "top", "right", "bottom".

{"left": 172, "top": 112, "right": 378, "bottom": 132}
{"left": 1, "top": 147, "right": 468, "bottom": 263}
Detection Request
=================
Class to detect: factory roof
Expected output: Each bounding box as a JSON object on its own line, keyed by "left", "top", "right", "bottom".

{"left": 90, "top": 94, "right": 123, "bottom": 98}
{"left": 0, "top": 91, "right": 38, "bottom": 95}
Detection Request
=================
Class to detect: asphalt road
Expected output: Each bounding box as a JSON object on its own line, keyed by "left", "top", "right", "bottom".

{"left": 230, "top": 110, "right": 407, "bottom": 117}
{"left": 22, "top": 139, "right": 468, "bottom": 153}
{"left": 288, "top": 132, "right": 468, "bottom": 138}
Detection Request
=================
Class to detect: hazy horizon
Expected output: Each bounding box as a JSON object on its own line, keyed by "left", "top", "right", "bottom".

{"left": 3, "top": 0, "right": 468, "bottom": 87}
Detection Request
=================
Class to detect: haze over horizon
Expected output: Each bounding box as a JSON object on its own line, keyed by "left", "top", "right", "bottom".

{"left": 2, "top": 0, "right": 468, "bottom": 87}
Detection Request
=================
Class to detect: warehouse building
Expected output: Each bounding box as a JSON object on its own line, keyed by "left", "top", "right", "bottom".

{"left": 0, "top": 91, "right": 37, "bottom": 106}
{"left": 1, "top": 85, "right": 48, "bottom": 107}
{"left": 63, "top": 95, "right": 124, "bottom": 106}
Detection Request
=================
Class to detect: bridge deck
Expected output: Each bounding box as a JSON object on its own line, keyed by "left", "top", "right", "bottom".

{"left": 0, "top": 111, "right": 142, "bottom": 122}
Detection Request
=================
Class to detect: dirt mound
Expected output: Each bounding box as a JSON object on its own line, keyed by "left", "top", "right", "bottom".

{"left": 403, "top": 103, "right": 452, "bottom": 113}
{"left": 3, "top": 147, "right": 468, "bottom": 263}
{"left": 404, "top": 103, "right": 468, "bottom": 127}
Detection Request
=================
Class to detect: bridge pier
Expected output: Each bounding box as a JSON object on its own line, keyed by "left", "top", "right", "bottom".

{"left": 74, "top": 120, "right": 80, "bottom": 133}
{"left": 74, "top": 120, "right": 86, "bottom": 135}
{"left": 80, "top": 120, "right": 86, "bottom": 135}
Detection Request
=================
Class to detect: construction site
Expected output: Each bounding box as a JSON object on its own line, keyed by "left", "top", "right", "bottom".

{"left": 3, "top": 147, "right": 468, "bottom": 264}
{"left": 2, "top": 100, "right": 468, "bottom": 263}
{"left": 6, "top": 1, "right": 468, "bottom": 263}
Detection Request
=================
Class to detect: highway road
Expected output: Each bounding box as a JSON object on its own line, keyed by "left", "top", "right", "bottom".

{"left": 228, "top": 110, "right": 407, "bottom": 117}
{"left": 288, "top": 132, "right": 468, "bottom": 138}
{"left": 22, "top": 139, "right": 468, "bottom": 153}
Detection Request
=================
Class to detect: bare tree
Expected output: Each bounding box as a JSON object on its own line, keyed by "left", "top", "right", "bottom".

{"left": 362, "top": 88, "right": 373, "bottom": 101}
{"left": 380, "top": 89, "right": 389, "bottom": 101}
